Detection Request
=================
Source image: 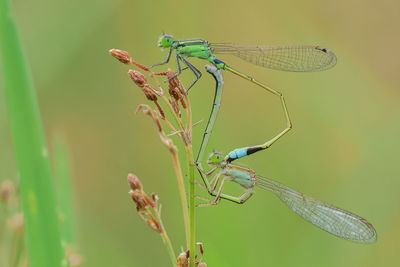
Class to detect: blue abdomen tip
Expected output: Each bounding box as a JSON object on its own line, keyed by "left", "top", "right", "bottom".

{"left": 230, "top": 148, "right": 247, "bottom": 159}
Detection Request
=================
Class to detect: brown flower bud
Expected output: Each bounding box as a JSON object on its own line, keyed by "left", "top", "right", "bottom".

{"left": 142, "top": 86, "right": 157, "bottom": 101}
{"left": 166, "top": 70, "right": 187, "bottom": 109}
{"left": 166, "top": 70, "right": 181, "bottom": 91}
{"left": 127, "top": 174, "right": 142, "bottom": 191}
{"left": 152, "top": 192, "right": 158, "bottom": 202}
{"left": 0, "top": 180, "right": 14, "bottom": 203}
{"left": 109, "top": 49, "right": 131, "bottom": 64}
{"left": 129, "top": 190, "right": 148, "bottom": 211}
{"left": 197, "top": 242, "right": 204, "bottom": 255}
{"left": 176, "top": 252, "right": 188, "bottom": 267}
{"left": 128, "top": 69, "right": 147, "bottom": 87}
{"left": 198, "top": 263, "right": 207, "bottom": 267}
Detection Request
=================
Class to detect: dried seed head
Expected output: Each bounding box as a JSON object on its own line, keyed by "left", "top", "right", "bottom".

{"left": 128, "top": 69, "right": 147, "bottom": 87}
{"left": 168, "top": 85, "right": 182, "bottom": 101}
{"left": 176, "top": 252, "right": 189, "bottom": 267}
{"left": 129, "top": 190, "right": 148, "bottom": 211}
{"left": 0, "top": 180, "right": 14, "bottom": 203}
{"left": 166, "top": 69, "right": 181, "bottom": 90}
{"left": 152, "top": 192, "right": 158, "bottom": 202}
{"left": 109, "top": 49, "right": 131, "bottom": 64}
{"left": 197, "top": 242, "right": 204, "bottom": 255}
{"left": 127, "top": 173, "right": 142, "bottom": 191}
{"left": 166, "top": 69, "right": 187, "bottom": 109}
{"left": 7, "top": 212, "right": 24, "bottom": 234}
{"left": 142, "top": 86, "right": 158, "bottom": 101}
{"left": 185, "top": 250, "right": 190, "bottom": 260}
{"left": 143, "top": 193, "right": 156, "bottom": 208}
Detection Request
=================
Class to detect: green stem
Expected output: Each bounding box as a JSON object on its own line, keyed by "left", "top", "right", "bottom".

{"left": 153, "top": 206, "right": 176, "bottom": 267}
{"left": 185, "top": 146, "right": 195, "bottom": 267}
{"left": 0, "top": 1, "right": 64, "bottom": 266}
{"left": 160, "top": 230, "right": 176, "bottom": 267}
{"left": 170, "top": 151, "right": 190, "bottom": 248}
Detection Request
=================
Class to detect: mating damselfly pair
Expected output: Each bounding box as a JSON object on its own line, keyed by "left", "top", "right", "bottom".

{"left": 149, "top": 34, "right": 377, "bottom": 243}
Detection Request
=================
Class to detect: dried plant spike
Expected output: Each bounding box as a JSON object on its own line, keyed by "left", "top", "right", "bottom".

{"left": 129, "top": 70, "right": 166, "bottom": 118}
{"left": 176, "top": 252, "right": 189, "bottom": 267}
{"left": 129, "top": 190, "right": 148, "bottom": 211}
{"left": 142, "top": 86, "right": 158, "bottom": 101}
{"left": 166, "top": 69, "right": 184, "bottom": 93}
{"left": 128, "top": 69, "right": 147, "bottom": 87}
{"left": 0, "top": 179, "right": 15, "bottom": 203}
{"left": 127, "top": 173, "right": 143, "bottom": 191}
{"left": 143, "top": 194, "right": 156, "bottom": 208}
{"left": 109, "top": 49, "right": 131, "bottom": 64}
{"left": 166, "top": 70, "right": 188, "bottom": 110}
{"left": 197, "top": 242, "right": 204, "bottom": 255}
{"left": 168, "top": 85, "right": 182, "bottom": 101}
{"left": 152, "top": 192, "right": 158, "bottom": 202}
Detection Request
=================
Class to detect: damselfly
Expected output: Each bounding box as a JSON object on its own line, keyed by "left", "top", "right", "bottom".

{"left": 151, "top": 34, "right": 336, "bottom": 162}
{"left": 196, "top": 151, "right": 377, "bottom": 244}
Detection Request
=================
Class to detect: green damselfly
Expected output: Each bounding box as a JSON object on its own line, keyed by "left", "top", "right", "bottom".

{"left": 151, "top": 34, "right": 337, "bottom": 163}
{"left": 196, "top": 151, "right": 377, "bottom": 243}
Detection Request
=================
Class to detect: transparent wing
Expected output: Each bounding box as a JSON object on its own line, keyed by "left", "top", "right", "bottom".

{"left": 255, "top": 175, "right": 376, "bottom": 243}
{"left": 209, "top": 43, "right": 337, "bottom": 72}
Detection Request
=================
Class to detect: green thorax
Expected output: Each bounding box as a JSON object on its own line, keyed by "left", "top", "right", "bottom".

{"left": 175, "top": 39, "right": 213, "bottom": 60}
{"left": 225, "top": 167, "right": 255, "bottom": 189}
{"left": 157, "top": 34, "right": 222, "bottom": 67}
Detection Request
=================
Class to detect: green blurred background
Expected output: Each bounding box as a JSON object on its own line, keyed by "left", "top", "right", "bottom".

{"left": 1, "top": 0, "right": 399, "bottom": 266}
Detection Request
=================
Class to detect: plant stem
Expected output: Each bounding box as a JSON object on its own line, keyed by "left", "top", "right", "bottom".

{"left": 153, "top": 206, "right": 176, "bottom": 267}
{"left": 186, "top": 145, "right": 196, "bottom": 267}
{"left": 182, "top": 82, "right": 195, "bottom": 267}
{"left": 154, "top": 75, "right": 194, "bottom": 251}
{"left": 0, "top": 1, "right": 64, "bottom": 266}
{"left": 160, "top": 231, "right": 176, "bottom": 267}
{"left": 170, "top": 151, "right": 190, "bottom": 248}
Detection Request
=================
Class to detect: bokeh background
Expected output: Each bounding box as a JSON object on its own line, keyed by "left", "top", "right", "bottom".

{"left": 1, "top": 0, "right": 399, "bottom": 266}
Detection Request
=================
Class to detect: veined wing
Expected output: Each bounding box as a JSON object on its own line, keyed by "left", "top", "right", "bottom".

{"left": 209, "top": 43, "right": 337, "bottom": 72}
{"left": 255, "top": 175, "right": 376, "bottom": 243}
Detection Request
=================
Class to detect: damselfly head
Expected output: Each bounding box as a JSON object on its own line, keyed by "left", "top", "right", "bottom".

{"left": 207, "top": 151, "right": 223, "bottom": 166}
{"left": 158, "top": 34, "right": 174, "bottom": 48}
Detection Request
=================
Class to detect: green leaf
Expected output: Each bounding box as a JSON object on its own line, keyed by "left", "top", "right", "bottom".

{"left": 0, "top": 0, "right": 66, "bottom": 266}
